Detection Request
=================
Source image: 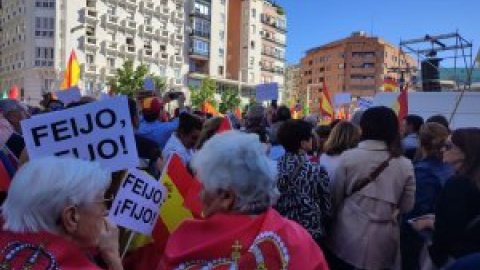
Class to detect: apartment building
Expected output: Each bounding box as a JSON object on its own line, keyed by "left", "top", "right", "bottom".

{"left": 300, "top": 31, "right": 416, "bottom": 114}
{"left": 0, "top": 0, "right": 189, "bottom": 103}
{"left": 284, "top": 64, "right": 300, "bottom": 103}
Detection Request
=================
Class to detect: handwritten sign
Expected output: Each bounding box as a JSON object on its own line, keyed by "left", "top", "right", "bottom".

{"left": 109, "top": 169, "right": 167, "bottom": 235}
{"left": 20, "top": 96, "right": 139, "bottom": 172}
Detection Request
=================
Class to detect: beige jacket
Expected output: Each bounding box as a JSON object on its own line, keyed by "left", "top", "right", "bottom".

{"left": 328, "top": 140, "right": 415, "bottom": 270}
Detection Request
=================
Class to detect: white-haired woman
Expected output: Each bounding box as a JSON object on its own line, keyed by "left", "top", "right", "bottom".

{"left": 0, "top": 157, "right": 123, "bottom": 270}
{"left": 159, "top": 131, "right": 329, "bottom": 269}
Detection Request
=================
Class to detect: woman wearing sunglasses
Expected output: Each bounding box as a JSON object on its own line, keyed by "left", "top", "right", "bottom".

{"left": 422, "top": 128, "right": 480, "bottom": 268}
{"left": 0, "top": 157, "right": 122, "bottom": 270}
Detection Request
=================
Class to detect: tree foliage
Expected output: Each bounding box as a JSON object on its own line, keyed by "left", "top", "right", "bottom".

{"left": 219, "top": 86, "right": 241, "bottom": 113}
{"left": 108, "top": 60, "right": 166, "bottom": 97}
{"left": 190, "top": 77, "right": 217, "bottom": 109}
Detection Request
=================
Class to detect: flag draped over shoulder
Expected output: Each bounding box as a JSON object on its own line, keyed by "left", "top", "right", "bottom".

{"left": 153, "top": 153, "right": 203, "bottom": 246}
{"left": 60, "top": 50, "right": 80, "bottom": 90}
{"left": 392, "top": 86, "right": 408, "bottom": 123}
{"left": 320, "top": 80, "right": 334, "bottom": 118}
{"left": 217, "top": 117, "right": 233, "bottom": 134}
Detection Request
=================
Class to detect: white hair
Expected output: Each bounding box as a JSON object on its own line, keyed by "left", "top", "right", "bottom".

{"left": 191, "top": 131, "right": 279, "bottom": 214}
{"left": 2, "top": 156, "right": 110, "bottom": 233}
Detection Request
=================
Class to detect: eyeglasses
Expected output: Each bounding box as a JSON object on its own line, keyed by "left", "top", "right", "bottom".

{"left": 91, "top": 195, "right": 115, "bottom": 209}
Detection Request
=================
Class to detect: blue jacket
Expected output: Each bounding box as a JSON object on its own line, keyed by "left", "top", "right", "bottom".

{"left": 137, "top": 119, "right": 179, "bottom": 150}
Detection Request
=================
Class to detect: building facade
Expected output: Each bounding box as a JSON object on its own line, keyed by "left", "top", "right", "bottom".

{"left": 0, "top": 0, "right": 189, "bottom": 104}
{"left": 284, "top": 64, "right": 300, "bottom": 103}
{"left": 300, "top": 31, "right": 416, "bottom": 114}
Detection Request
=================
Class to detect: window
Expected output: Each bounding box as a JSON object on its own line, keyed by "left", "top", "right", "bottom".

{"left": 252, "top": 8, "right": 256, "bottom": 18}
{"left": 194, "top": 1, "right": 210, "bottom": 16}
{"left": 34, "top": 47, "right": 54, "bottom": 66}
{"left": 86, "top": 54, "right": 94, "bottom": 64}
{"left": 218, "top": 66, "right": 224, "bottom": 76}
{"left": 35, "top": 0, "right": 55, "bottom": 8}
{"left": 219, "top": 48, "right": 224, "bottom": 58}
{"left": 192, "top": 40, "right": 209, "bottom": 55}
{"left": 35, "top": 17, "right": 55, "bottom": 38}
{"left": 107, "top": 57, "right": 115, "bottom": 68}
{"left": 251, "top": 41, "right": 255, "bottom": 49}
{"left": 107, "top": 5, "right": 116, "bottom": 15}
{"left": 220, "top": 13, "right": 225, "bottom": 23}
{"left": 219, "top": 30, "right": 225, "bottom": 41}
{"left": 174, "top": 68, "right": 181, "bottom": 78}
{"left": 251, "top": 24, "right": 256, "bottom": 34}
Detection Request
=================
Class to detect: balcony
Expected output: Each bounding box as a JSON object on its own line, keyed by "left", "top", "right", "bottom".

{"left": 122, "top": 45, "right": 136, "bottom": 57}
{"left": 156, "top": 6, "right": 170, "bottom": 18}
{"left": 261, "top": 51, "right": 285, "bottom": 62}
{"left": 260, "top": 34, "right": 286, "bottom": 47}
{"left": 122, "top": 19, "right": 137, "bottom": 32}
{"left": 190, "top": 10, "right": 210, "bottom": 20}
{"left": 157, "top": 52, "right": 169, "bottom": 64}
{"left": 261, "top": 15, "right": 287, "bottom": 33}
{"left": 140, "top": 1, "right": 155, "bottom": 14}
{"left": 84, "top": 8, "right": 99, "bottom": 24}
{"left": 84, "top": 36, "right": 99, "bottom": 51}
{"left": 104, "top": 40, "right": 119, "bottom": 54}
{"left": 172, "top": 11, "right": 184, "bottom": 23}
{"left": 261, "top": 66, "right": 284, "bottom": 75}
{"left": 84, "top": 64, "right": 97, "bottom": 75}
{"left": 157, "top": 29, "right": 169, "bottom": 40}
{"left": 124, "top": 0, "right": 137, "bottom": 8}
{"left": 190, "top": 30, "right": 210, "bottom": 40}
{"left": 170, "top": 55, "right": 183, "bottom": 66}
{"left": 141, "top": 24, "right": 155, "bottom": 38}
{"left": 189, "top": 48, "right": 209, "bottom": 60}
{"left": 141, "top": 48, "right": 155, "bottom": 61}
{"left": 105, "top": 14, "right": 119, "bottom": 27}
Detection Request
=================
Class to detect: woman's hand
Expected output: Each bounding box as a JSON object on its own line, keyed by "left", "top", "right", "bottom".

{"left": 98, "top": 219, "right": 123, "bottom": 270}
{"left": 410, "top": 215, "right": 435, "bottom": 232}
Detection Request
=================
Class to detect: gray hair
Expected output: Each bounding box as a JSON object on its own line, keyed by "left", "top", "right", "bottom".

{"left": 191, "top": 131, "right": 279, "bottom": 214}
{"left": 2, "top": 157, "right": 110, "bottom": 233}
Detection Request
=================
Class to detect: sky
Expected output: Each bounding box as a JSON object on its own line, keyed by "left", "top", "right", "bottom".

{"left": 274, "top": 0, "right": 479, "bottom": 67}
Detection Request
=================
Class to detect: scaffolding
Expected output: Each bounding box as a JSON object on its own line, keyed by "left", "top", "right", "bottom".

{"left": 399, "top": 31, "right": 474, "bottom": 91}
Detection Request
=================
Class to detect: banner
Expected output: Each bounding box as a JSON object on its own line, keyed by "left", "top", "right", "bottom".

{"left": 20, "top": 96, "right": 139, "bottom": 172}
{"left": 109, "top": 169, "right": 167, "bottom": 235}
{"left": 256, "top": 83, "right": 279, "bottom": 102}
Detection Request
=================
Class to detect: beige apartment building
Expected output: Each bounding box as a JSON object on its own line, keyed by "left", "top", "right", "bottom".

{"left": 284, "top": 64, "right": 300, "bottom": 103}
{"left": 300, "top": 31, "right": 416, "bottom": 114}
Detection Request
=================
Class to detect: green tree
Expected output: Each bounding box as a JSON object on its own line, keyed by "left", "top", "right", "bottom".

{"left": 190, "top": 77, "right": 217, "bottom": 109}
{"left": 108, "top": 60, "right": 165, "bottom": 97}
{"left": 150, "top": 75, "right": 166, "bottom": 95}
{"left": 219, "top": 86, "right": 241, "bottom": 113}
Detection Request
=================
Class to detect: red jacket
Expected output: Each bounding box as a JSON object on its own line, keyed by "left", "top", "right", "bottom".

{"left": 0, "top": 228, "right": 103, "bottom": 270}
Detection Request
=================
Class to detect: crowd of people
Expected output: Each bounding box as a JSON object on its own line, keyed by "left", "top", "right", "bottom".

{"left": 0, "top": 93, "right": 480, "bottom": 270}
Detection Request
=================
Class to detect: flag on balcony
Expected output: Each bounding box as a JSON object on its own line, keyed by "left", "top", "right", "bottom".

{"left": 383, "top": 78, "right": 398, "bottom": 92}
{"left": 320, "top": 80, "right": 334, "bottom": 118}
{"left": 153, "top": 152, "right": 203, "bottom": 247}
{"left": 392, "top": 85, "right": 408, "bottom": 123}
{"left": 60, "top": 50, "right": 80, "bottom": 90}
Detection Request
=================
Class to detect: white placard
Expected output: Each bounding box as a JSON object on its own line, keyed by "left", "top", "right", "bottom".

{"left": 109, "top": 168, "right": 167, "bottom": 235}
{"left": 21, "top": 96, "right": 139, "bottom": 172}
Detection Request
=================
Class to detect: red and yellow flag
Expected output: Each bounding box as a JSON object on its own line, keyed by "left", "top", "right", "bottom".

{"left": 60, "top": 50, "right": 80, "bottom": 90}
{"left": 216, "top": 117, "right": 232, "bottom": 134}
{"left": 320, "top": 80, "right": 334, "bottom": 118}
{"left": 392, "top": 85, "right": 408, "bottom": 124}
{"left": 202, "top": 102, "right": 223, "bottom": 117}
{"left": 234, "top": 108, "right": 242, "bottom": 120}
{"left": 383, "top": 78, "right": 398, "bottom": 92}
{"left": 153, "top": 153, "right": 203, "bottom": 246}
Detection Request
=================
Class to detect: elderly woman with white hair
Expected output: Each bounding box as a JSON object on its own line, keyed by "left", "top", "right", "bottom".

{"left": 159, "top": 131, "right": 330, "bottom": 269}
{"left": 0, "top": 157, "right": 123, "bottom": 270}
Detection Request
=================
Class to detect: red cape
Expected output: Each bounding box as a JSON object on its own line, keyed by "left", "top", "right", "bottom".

{"left": 159, "top": 208, "right": 329, "bottom": 269}
{"left": 0, "top": 229, "right": 102, "bottom": 270}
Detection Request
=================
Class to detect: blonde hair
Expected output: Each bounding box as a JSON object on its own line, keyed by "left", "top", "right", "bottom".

{"left": 324, "top": 121, "right": 361, "bottom": 156}
{"left": 419, "top": 122, "right": 449, "bottom": 159}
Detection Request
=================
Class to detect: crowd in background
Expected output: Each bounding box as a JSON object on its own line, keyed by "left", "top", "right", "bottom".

{"left": 0, "top": 93, "right": 480, "bottom": 270}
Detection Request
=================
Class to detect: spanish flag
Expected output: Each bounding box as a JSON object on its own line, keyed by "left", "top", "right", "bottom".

{"left": 383, "top": 78, "right": 398, "bottom": 92}
{"left": 153, "top": 152, "right": 203, "bottom": 246}
{"left": 320, "top": 80, "right": 334, "bottom": 118}
{"left": 393, "top": 85, "right": 408, "bottom": 124}
{"left": 60, "top": 50, "right": 81, "bottom": 90}
{"left": 217, "top": 117, "right": 233, "bottom": 134}
{"left": 234, "top": 107, "right": 242, "bottom": 120}
{"left": 202, "top": 101, "right": 222, "bottom": 117}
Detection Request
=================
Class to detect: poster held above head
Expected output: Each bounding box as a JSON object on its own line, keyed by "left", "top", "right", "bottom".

{"left": 20, "top": 96, "right": 139, "bottom": 172}
{"left": 256, "top": 83, "right": 279, "bottom": 102}
{"left": 143, "top": 78, "right": 155, "bottom": 92}
{"left": 109, "top": 168, "right": 167, "bottom": 235}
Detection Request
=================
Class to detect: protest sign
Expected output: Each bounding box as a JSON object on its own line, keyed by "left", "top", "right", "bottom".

{"left": 109, "top": 168, "right": 167, "bottom": 235}
{"left": 143, "top": 78, "right": 155, "bottom": 91}
{"left": 255, "top": 83, "right": 279, "bottom": 102}
{"left": 20, "top": 96, "right": 138, "bottom": 172}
